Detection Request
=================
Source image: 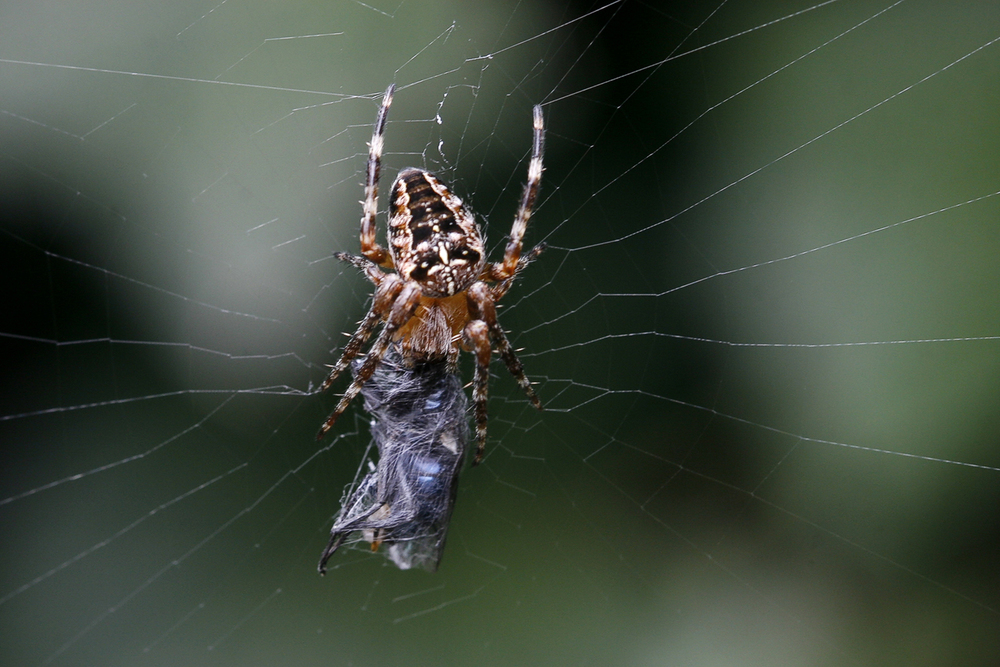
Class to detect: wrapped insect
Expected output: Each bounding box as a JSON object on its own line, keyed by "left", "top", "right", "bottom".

{"left": 318, "top": 344, "right": 468, "bottom": 573}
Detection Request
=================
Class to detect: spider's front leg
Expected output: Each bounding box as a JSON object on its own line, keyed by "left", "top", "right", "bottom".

{"left": 462, "top": 318, "right": 491, "bottom": 465}
{"left": 465, "top": 282, "right": 543, "bottom": 465}
{"left": 316, "top": 280, "right": 421, "bottom": 440}
{"left": 320, "top": 269, "right": 398, "bottom": 393}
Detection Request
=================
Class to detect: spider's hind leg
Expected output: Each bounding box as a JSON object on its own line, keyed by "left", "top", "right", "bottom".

{"left": 490, "top": 104, "right": 544, "bottom": 282}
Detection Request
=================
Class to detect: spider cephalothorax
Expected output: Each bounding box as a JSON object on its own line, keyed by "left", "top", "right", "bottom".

{"left": 317, "top": 84, "right": 545, "bottom": 465}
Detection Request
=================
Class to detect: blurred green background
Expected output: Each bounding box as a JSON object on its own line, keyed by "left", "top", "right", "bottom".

{"left": 2, "top": 1, "right": 999, "bottom": 665}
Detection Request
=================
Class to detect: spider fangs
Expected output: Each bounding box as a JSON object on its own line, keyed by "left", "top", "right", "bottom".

{"left": 317, "top": 84, "right": 545, "bottom": 465}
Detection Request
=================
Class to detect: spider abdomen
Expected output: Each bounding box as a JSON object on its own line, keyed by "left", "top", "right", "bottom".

{"left": 388, "top": 168, "right": 486, "bottom": 297}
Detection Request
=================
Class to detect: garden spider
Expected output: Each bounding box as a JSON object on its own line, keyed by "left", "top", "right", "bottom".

{"left": 317, "top": 84, "right": 545, "bottom": 465}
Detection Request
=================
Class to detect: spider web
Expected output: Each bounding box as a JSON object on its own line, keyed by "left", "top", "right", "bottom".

{"left": 2, "top": 0, "right": 999, "bottom": 664}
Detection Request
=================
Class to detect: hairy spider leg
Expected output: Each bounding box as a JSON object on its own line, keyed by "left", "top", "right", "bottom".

{"left": 488, "top": 104, "right": 545, "bottom": 282}
{"left": 319, "top": 269, "right": 398, "bottom": 393}
{"left": 490, "top": 242, "right": 546, "bottom": 302}
{"left": 360, "top": 84, "right": 395, "bottom": 267}
{"left": 317, "top": 282, "right": 421, "bottom": 440}
{"left": 462, "top": 318, "right": 491, "bottom": 465}
{"left": 334, "top": 251, "right": 385, "bottom": 284}
{"left": 465, "top": 282, "right": 542, "bottom": 464}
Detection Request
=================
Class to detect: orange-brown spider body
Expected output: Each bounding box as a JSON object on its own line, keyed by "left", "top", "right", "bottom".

{"left": 317, "top": 84, "right": 545, "bottom": 466}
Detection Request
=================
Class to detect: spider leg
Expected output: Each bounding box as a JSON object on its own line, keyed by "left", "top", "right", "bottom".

{"left": 335, "top": 251, "right": 386, "bottom": 286}
{"left": 490, "top": 241, "right": 546, "bottom": 301}
{"left": 465, "top": 282, "right": 542, "bottom": 465}
{"left": 316, "top": 282, "right": 421, "bottom": 440}
{"left": 319, "top": 273, "right": 402, "bottom": 393}
{"left": 462, "top": 319, "right": 491, "bottom": 465}
{"left": 467, "top": 283, "right": 541, "bottom": 409}
{"left": 360, "top": 84, "right": 395, "bottom": 266}
{"left": 489, "top": 104, "right": 544, "bottom": 282}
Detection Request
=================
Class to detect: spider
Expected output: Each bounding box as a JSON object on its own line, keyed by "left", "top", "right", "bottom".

{"left": 316, "top": 84, "right": 545, "bottom": 465}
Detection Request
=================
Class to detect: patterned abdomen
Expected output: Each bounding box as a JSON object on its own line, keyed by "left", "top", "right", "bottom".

{"left": 388, "top": 168, "right": 486, "bottom": 297}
